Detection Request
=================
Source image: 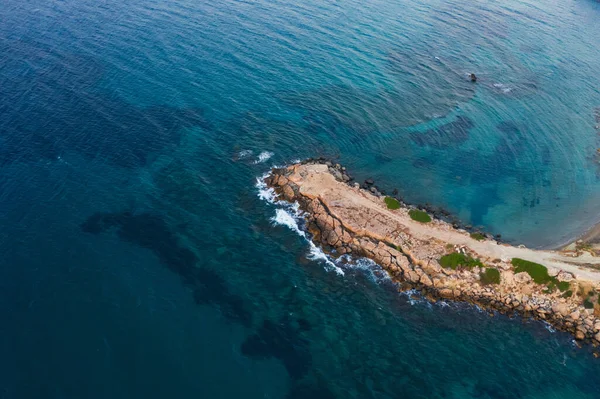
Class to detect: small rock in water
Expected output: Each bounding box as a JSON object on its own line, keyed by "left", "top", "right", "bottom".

{"left": 365, "top": 179, "right": 374, "bottom": 185}
{"left": 330, "top": 169, "right": 343, "bottom": 181}
{"left": 470, "top": 73, "right": 477, "bottom": 82}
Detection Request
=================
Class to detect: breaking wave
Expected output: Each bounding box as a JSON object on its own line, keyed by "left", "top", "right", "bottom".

{"left": 254, "top": 151, "right": 274, "bottom": 164}
{"left": 257, "top": 170, "right": 401, "bottom": 280}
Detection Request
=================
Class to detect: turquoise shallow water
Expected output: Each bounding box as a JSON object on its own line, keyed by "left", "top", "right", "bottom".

{"left": 2, "top": 0, "right": 600, "bottom": 397}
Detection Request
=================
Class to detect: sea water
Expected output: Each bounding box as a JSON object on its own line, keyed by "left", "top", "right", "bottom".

{"left": 1, "top": 0, "right": 600, "bottom": 397}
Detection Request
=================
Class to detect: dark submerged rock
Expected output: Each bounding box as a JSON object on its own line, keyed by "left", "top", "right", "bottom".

{"left": 241, "top": 319, "right": 312, "bottom": 379}
{"left": 81, "top": 211, "right": 251, "bottom": 326}
{"left": 410, "top": 116, "right": 475, "bottom": 148}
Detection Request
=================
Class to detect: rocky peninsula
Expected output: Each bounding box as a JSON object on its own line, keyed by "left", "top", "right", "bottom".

{"left": 265, "top": 160, "right": 600, "bottom": 349}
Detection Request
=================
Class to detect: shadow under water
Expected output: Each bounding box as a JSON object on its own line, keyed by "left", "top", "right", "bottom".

{"left": 80, "top": 211, "right": 251, "bottom": 326}
{"left": 241, "top": 318, "right": 312, "bottom": 379}
{"left": 410, "top": 116, "right": 475, "bottom": 148}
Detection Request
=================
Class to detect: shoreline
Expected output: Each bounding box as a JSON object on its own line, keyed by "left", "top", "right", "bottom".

{"left": 264, "top": 159, "right": 600, "bottom": 349}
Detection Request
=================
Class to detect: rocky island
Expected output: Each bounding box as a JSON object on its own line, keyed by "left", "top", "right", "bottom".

{"left": 264, "top": 160, "right": 600, "bottom": 348}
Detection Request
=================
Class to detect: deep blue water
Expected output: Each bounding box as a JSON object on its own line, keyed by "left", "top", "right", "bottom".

{"left": 2, "top": 0, "right": 600, "bottom": 397}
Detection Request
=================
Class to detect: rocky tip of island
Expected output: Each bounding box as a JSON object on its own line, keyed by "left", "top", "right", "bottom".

{"left": 264, "top": 158, "right": 600, "bottom": 351}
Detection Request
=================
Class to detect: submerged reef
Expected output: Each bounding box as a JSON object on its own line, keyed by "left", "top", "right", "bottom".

{"left": 410, "top": 116, "right": 474, "bottom": 148}
{"left": 81, "top": 211, "right": 251, "bottom": 326}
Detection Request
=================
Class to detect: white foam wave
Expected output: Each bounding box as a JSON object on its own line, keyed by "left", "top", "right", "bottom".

{"left": 254, "top": 151, "right": 274, "bottom": 164}
{"left": 256, "top": 173, "right": 278, "bottom": 204}
{"left": 493, "top": 83, "right": 513, "bottom": 93}
{"left": 307, "top": 242, "right": 343, "bottom": 275}
{"left": 401, "top": 289, "right": 428, "bottom": 307}
{"left": 238, "top": 149, "right": 253, "bottom": 159}
{"left": 272, "top": 208, "right": 303, "bottom": 235}
{"left": 270, "top": 206, "right": 344, "bottom": 275}
{"left": 543, "top": 321, "right": 556, "bottom": 333}
{"left": 339, "top": 256, "right": 391, "bottom": 284}
{"left": 256, "top": 170, "right": 392, "bottom": 277}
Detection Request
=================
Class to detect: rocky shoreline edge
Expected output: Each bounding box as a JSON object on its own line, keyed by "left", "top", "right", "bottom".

{"left": 264, "top": 159, "right": 600, "bottom": 351}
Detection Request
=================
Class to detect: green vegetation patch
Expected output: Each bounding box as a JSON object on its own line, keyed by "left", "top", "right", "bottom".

{"left": 409, "top": 209, "right": 431, "bottom": 223}
{"left": 480, "top": 268, "right": 500, "bottom": 285}
{"left": 511, "top": 258, "right": 552, "bottom": 285}
{"left": 439, "top": 252, "right": 484, "bottom": 270}
{"left": 384, "top": 196, "right": 401, "bottom": 210}
{"left": 562, "top": 290, "right": 573, "bottom": 298}
{"left": 557, "top": 281, "right": 570, "bottom": 292}
{"left": 470, "top": 232, "right": 486, "bottom": 241}
{"left": 584, "top": 299, "right": 595, "bottom": 309}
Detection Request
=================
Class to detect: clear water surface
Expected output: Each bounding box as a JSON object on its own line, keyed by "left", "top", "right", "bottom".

{"left": 2, "top": 0, "right": 600, "bottom": 397}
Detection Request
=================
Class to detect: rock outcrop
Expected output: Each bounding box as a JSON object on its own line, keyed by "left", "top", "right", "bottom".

{"left": 265, "top": 160, "right": 600, "bottom": 350}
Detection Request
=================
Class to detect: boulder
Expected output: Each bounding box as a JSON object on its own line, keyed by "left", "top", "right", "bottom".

{"left": 420, "top": 274, "right": 433, "bottom": 287}
{"left": 406, "top": 270, "right": 420, "bottom": 283}
{"left": 557, "top": 271, "right": 574, "bottom": 282}
{"left": 282, "top": 185, "right": 295, "bottom": 201}
{"left": 277, "top": 176, "right": 289, "bottom": 186}
{"left": 514, "top": 272, "right": 532, "bottom": 284}
{"left": 552, "top": 303, "right": 569, "bottom": 317}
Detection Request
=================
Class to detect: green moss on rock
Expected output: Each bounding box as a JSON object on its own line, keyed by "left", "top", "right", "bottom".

{"left": 480, "top": 268, "right": 500, "bottom": 285}
{"left": 409, "top": 209, "right": 431, "bottom": 223}
{"left": 384, "top": 197, "right": 401, "bottom": 210}
{"left": 439, "top": 252, "right": 484, "bottom": 270}
{"left": 511, "top": 258, "right": 552, "bottom": 284}
{"left": 557, "top": 281, "right": 570, "bottom": 292}
{"left": 470, "top": 232, "right": 486, "bottom": 241}
{"left": 562, "top": 290, "right": 573, "bottom": 298}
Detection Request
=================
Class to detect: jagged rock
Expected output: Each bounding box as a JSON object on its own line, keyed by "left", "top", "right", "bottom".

{"left": 406, "top": 270, "right": 420, "bottom": 283}
{"left": 326, "top": 230, "right": 339, "bottom": 246}
{"left": 277, "top": 176, "right": 289, "bottom": 186}
{"left": 557, "top": 271, "right": 574, "bottom": 282}
{"left": 282, "top": 185, "right": 295, "bottom": 201}
{"left": 263, "top": 162, "right": 600, "bottom": 346}
{"left": 552, "top": 303, "right": 570, "bottom": 317}
{"left": 420, "top": 274, "right": 433, "bottom": 287}
{"left": 514, "top": 272, "right": 532, "bottom": 284}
